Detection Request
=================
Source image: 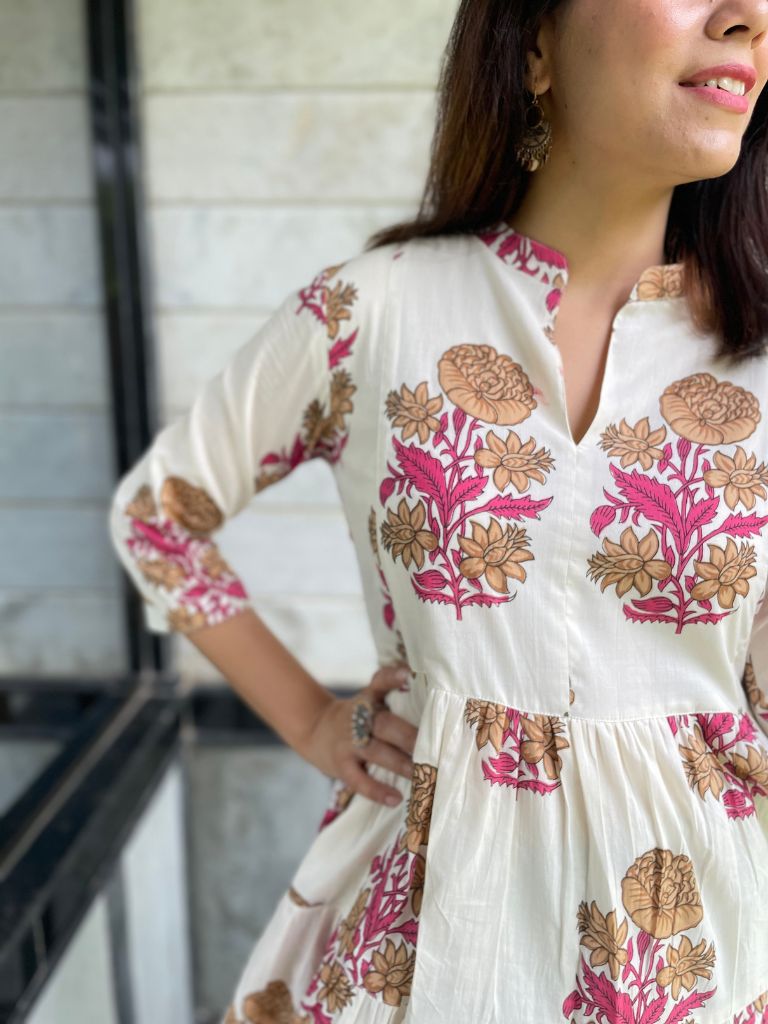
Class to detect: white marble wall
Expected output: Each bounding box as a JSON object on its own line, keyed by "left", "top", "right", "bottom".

{"left": 26, "top": 893, "right": 119, "bottom": 1024}
{"left": 121, "top": 759, "right": 194, "bottom": 1024}
{"left": 0, "top": 0, "right": 125, "bottom": 676}
{"left": 133, "top": 0, "right": 458, "bottom": 687}
{"left": 186, "top": 742, "right": 334, "bottom": 1018}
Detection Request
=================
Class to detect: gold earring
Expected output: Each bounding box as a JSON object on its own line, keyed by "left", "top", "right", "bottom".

{"left": 516, "top": 82, "right": 553, "bottom": 172}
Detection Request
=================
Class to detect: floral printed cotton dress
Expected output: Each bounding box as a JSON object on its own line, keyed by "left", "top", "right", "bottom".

{"left": 108, "top": 222, "right": 768, "bottom": 1024}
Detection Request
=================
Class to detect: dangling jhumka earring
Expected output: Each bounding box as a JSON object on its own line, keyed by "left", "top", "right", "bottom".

{"left": 516, "top": 77, "right": 553, "bottom": 172}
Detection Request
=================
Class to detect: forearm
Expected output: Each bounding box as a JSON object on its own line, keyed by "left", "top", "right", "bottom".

{"left": 183, "top": 606, "right": 334, "bottom": 757}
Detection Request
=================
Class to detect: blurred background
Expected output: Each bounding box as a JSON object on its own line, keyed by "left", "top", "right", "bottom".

{"left": 0, "top": 1, "right": 456, "bottom": 1020}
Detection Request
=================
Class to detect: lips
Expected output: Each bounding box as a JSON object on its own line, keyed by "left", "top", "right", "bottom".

{"left": 679, "top": 63, "right": 757, "bottom": 92}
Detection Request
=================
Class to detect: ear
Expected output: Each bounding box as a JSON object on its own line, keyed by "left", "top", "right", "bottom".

{"left": 523, "top": 16, "right": 555, "bottom": 95}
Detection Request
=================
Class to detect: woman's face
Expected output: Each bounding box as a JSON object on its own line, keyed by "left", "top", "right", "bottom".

{"left": 533, "top": 0, "right": 768, "bottom": 187}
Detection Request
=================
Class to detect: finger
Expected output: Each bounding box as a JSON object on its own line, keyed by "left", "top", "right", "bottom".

{"left": 342, "top": 758, "right": 404, "bottom": 806}
{"left": 368, "top": 663, "right": 412, "bottom": 699}
{"left": 355, "top": 737, "right": 413, "bottom": 780}
{"left": 371, "top": 708, "right": 418, "bottom": 757}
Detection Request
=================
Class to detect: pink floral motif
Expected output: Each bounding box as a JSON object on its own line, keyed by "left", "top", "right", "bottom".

{"left": 122, "top": 480, "right": 249, "bottom": 633}
{"left": 125, "top": 509, "right": 249, "bottom": 631}
{"left": 667, "top": 711, "right": 768, "bottom": 820}
{"left": 298, "top": 764, "right": 436, "bottom": 1020}
{"left": 477, "top": 222, "right": 569, "bottom": 323}
{"left": 378, "top": 344, "right": 556, "bottom": 620}
{"left": 586, "top": 393, "right": 768, "bottom": 632}
{"left": 464, "top": 699, "right": 569, "bottom": 794}
{"left": 733, "top": 990, "right": 768, "bottom": 1023}
{"left": 317, "top": 777, "right": 356, "bottom": 832}
{"left": 563, "top": 847, "right": 718, "bottom": 1023}
{"left": 254, "top": 265, "right": 359, "bottom": 489}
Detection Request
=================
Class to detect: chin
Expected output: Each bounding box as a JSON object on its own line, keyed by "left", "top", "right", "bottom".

{"left": 670, "top": 147, "right": 742, "bottom": 183}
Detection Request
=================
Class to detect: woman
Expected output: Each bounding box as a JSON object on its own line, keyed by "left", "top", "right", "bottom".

{"left": 108, "top": 1, "right": 768, "bottom": 1021}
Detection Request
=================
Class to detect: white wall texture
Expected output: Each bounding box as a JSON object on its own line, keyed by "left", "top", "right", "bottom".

{"left": 0, "top": 0, "right": 125, "bottom": 676}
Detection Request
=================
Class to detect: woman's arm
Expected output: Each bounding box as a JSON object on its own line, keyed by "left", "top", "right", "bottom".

{"left": 184, "top": 605, "right": 333, "bottom": 757}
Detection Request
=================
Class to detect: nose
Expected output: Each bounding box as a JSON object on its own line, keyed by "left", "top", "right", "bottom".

{"left": 705, "top": 1, "right": 768, "bottom": 47}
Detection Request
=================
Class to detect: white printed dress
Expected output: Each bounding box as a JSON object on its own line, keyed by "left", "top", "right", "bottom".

{"left": 108, "top": 223, "right": 768, "bottom": 1024}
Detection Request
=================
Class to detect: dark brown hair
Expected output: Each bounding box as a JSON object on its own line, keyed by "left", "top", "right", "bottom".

{"left": 364, "top": 0, "right": 768, "bottom": 365}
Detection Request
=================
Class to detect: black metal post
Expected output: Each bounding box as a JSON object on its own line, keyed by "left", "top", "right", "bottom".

{"left": 85, "top": 0, "right": 172, "bottom": 676}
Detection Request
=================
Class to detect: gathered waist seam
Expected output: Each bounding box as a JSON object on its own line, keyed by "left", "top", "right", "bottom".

{"left": 416, "top": 675, "right": 750, "bottom": 725}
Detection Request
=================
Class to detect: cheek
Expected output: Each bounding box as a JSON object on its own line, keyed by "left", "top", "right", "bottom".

{"left": 556, "top": 3, "right": 676, "bottom": 123}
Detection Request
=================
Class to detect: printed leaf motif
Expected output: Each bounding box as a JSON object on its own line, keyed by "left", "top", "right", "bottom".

{"left": 683, "top": 496, "right": 720, "bottom": 535}
{"left": 608, "top": 464, "right": 681, "bottom": 539}
{"left": 379, "top": 344, "right": 556, "bottom": 620}
{"left": 719, "top": 512, "right": 768, "bottom": 537}
{"left": 581, "top": 961, "right": 634, "bottom": 1024}
{"left": 392, "top": 438, "right": 450, "bottom": 519}
{"left": 663, "top": 989, "right": 714, "bottom": 1023}
{"left": 562, "top": 991, "right": 582, "bottom": 1017}
{"left": 638, "top": 994, "right": 666, "bottom": 1024}
{"left": 450, "top": 474, "right": 488, "bottom": 507}
{"left": 327, "top": 327, "right": 359, "bottom": 367}
{"left": 587, "top": 390, "right": 768, "bottom": 633}
{"left": 484, "top": 494, "right": 553, "bottom": 520}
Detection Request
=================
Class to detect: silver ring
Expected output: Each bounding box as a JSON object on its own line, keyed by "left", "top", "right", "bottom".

{"left": 350, "top": 696, "right": 377, "bottom": 748}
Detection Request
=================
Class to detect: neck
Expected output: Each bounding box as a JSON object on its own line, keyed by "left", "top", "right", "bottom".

{"left": 510, "top": 158, "right": 676, "bottom": 300}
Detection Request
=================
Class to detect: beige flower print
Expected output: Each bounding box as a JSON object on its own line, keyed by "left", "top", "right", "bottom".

{"left": 362, "top": 938, "right": 414, "bottom": 1006}
{"left": 621, "top": 848, "right": 703, "bottom": 939}
{"left": 316, "top": 960, "right": 355, "bottom": 1014}
{"left": 226, "top": 978, "right": 310, "bottom": 1024}
{"left": 380, "top": 498, "right": 439, "bottom": 569}
{"left": 519, "top": 714, "right": 570, "bottom": 782}
{"left": 676, "top": 722, "right": 727, "bottom": 800}
{"left": 437, "top": 343, "right": 537, "bottom": 424}
{"left": 586, "top": 525, "right": 673, "bottom": 597}
{"left": 323, "top": 279, "right": 357, "bottom": 340}
{"left": 464, "top": 700, "right": 571, "bottom": 789}
{"left": 689, "top": 537, "right": 758, "bottom": 609}
{"left": 702, "top": 445, "right": 768, "bottom": 511}
{"left": 409, "top": 852, "right": 426, "bottom": 916}
{"left": 127, "top": 477, "right": 223, "bottom": 534}
{"left": 326, "top": 369, "right": 356, "bottom": 433}
{"left": 634, "top": 264, "right": 685, "bottom": 301}
{"left": 255, "top": 267, "right": 358, "bottom": 492}
{"left": 385, "top": 381, "right": 444, "bottom": 444}
{"left": 368, "top": 505, "right": 379, "bottom": 559}
{"left": 286, "top": 885, "right": 324, "bottom": 908}
{"left": 457, "top": 518, "right": 534, "bottom": 593}
{"left": 473, "top": 429, "right": 555, "bottom": 493}
{"left": 598, "top": 416, "right": 668, "bottom": 471}
{"left": 729, "top": 743, "right": 768, "bottom": 788}
{"left": 577, "top": 900, "right": 630, "bottom": 982}
{"left": 659, "top": 372, "right": 761, "bottom": 445}
{"left": 399, "top": 762, "right": 437, "bottom": 854}
{"left": 124, "top": 480, "right": 244, "bottom": 634}
{"left": 337, "top": 886, "right": 370, "bottom": 955}
{"left": 655, "top": 934, "right": 717, "bottom": 1001}
{"left": 567, "top": 846, "right": 717, "bottom": 1020}
{"left": 464, "top": 699, "right": 510, "bottom": 752}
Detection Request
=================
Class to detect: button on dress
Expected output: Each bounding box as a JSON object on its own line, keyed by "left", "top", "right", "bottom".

{"left": 108, "top": 222, "right": 768, "bottom": 1024}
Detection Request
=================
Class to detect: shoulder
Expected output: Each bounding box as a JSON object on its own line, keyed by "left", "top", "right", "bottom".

{"left": 318, "top": 230, "right": 478, "bottom": 306}
{"left": 282, "top": 231, "right": 480, "bottom": 359}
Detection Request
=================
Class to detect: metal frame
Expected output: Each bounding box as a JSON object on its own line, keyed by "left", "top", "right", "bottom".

{"left": 86, "top": 0, "right": 171, "bottom": 677}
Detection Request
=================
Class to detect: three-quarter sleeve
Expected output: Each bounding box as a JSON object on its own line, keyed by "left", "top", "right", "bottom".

{"left": 108, "top": 261, "right": 358, "bottom": 635}
{"left": 742, "top": 581, "right": 768, "bottom": 737}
